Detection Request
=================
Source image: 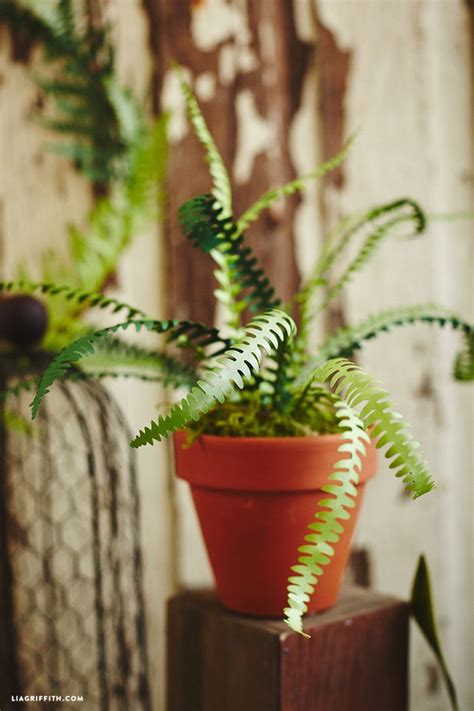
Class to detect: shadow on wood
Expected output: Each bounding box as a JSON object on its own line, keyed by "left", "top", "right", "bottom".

{"left": 167, "top": 586, "right": 409, "bottom": 711}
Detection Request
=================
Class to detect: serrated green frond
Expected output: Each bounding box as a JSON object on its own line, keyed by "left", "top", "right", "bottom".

{"left": 258, "top": 337, "right": 296, "bottom": 413}
{"left": 39, "top": 116, "right": 96, "bottom": 137}
{"left": 179, "top": 194, "right": 279, "bottom": 315}
{"left": 454, "top": 331, "right": 474, "bottom": 382}
{"left": 104, "top": 76, "right": 144, "bottom": 146}
{"left": 123, "top": 114, "right": 168, "bottom": 218}
{"left": 236, "top": 135, "right": 354, "bottom": 236}
{"left": 308, "top": 358, "right": 435, "bottom": 498}
{"left": 10, "top": 110, "right": 166, "bottom": 349}
{"left": 284, "top": 400, "right": 369, "bottom": 635}
{"left": 177, "top": 68, "right": 240, "bottom": 329}
{"left": 288, "top": 384, "right": 340, "bottom": 434}
{"left": 0, "top": 280, "right": 145, "bottom": 320}
{"left": 130, "top": 309, "right": 296, "bottom": 448}
{"left": 323, "top": 199, "right": 425, "bottom": 311}
{"left": 82, "top": 337, "right": 197, "bottom": 389}
{"left": 295, "top": 199, "right": 426, "bottom": 352}
{"left": 30, "top": 317, "right": 227, "bottom": 418}
{"left": 299, "top": 304, "right": 473, "bottom": 381}
{"left": 59, "top": 116, "right": 167, "bottom": 290}
{"left": 2, "top": 0, "right": 128, "bottom": 188}
{"left": 177, "top": 67, "right": 231, "bottom": 217}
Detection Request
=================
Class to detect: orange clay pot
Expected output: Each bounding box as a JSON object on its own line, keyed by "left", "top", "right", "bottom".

{"left": 173, "top": 431, "right": 377, "bottom": 617}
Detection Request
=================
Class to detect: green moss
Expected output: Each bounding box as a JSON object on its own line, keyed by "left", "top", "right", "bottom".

{"left": 185, "top": 389, "right": 341, "bottom": 442}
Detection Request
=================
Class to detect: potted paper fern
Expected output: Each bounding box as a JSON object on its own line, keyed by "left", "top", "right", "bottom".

{"left": 2, "top": 73, "right": 472, "bottom": 647}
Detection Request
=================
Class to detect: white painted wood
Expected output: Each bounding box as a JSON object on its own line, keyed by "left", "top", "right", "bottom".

{"left": 0, "top": 32, "right": 91, "bottom": 276}
{"left": 314, "top": 2, "right": 473, "bottom": 709}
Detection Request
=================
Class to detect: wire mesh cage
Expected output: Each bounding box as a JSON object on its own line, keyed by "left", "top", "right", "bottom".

{"left": 0, "top": 354, "right": 151, "bottom": 711}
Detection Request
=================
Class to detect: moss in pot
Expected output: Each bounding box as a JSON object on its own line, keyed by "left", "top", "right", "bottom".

{"left": 4, "top": 73, "right": 472, "bottom": 670}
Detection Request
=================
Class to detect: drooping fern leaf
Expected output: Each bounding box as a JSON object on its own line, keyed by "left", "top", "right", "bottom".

{"left": 236, "top": 135, "right": 355, "bottom": 236}
{"left": 0, "top": 367, "right": 176, "bottom": 410}
{"left": 295, "top": 199, "right": 427, "bottom": 351}
{"left": 305, "top": 358, "right": 435, "bottom": 498}
{"left": 81, "top": 337, "right": 197, "bottom": 389}
{"left": 0, "top": 280, "right": 146, "bottom": 320}
{"left": 179, "top": 194, "right": 279, "bottom": 314}
{"left": 130, "top": 309, "right": 296, "bottom": 448}
{"left": 31, "top": 317, "right": 227, "bottom": 418}
{"left": 299, "top": 304, "right": 474, "bottom": 381}
{"left": 321, "top": 199, "right": 426, "bottom": 311}
{"left": 284, "top": 400, "right": 369, "bottom": 635}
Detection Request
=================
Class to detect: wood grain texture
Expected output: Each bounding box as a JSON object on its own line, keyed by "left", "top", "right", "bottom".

{"left": 167, "top": 586, "right": 409, "bottom": 711}
{"left": 144, "top": 0, "right": 308, "bottom": 324}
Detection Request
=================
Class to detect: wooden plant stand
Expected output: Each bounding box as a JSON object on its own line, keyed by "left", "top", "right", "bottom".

{"left": 167, "top": 586, "right": 409, "bottom": 711}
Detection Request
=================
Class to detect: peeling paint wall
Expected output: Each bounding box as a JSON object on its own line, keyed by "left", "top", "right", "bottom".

{"left": 1, "top": 1, "right": 472, "bottom": 709}
{"left": 312, "top": 3, "right": 473, "bottom": 710}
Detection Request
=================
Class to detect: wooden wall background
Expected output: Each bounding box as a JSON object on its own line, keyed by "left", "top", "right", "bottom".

{"left": 1, "top": 1, "right": 472, "bottom": 709}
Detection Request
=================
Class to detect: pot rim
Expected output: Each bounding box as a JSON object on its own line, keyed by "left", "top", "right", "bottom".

{"left": 173, "top": 430, "right": 368, "bottom": 446}
{"left": 173, "top": 430, "right": 378, "bottom": 492}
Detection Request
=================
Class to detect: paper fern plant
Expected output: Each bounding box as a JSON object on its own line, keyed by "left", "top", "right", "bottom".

{"left": 0, "top": 0, "right": 167, "bottom": 349}
{"left": 2, "top": 71, "right": 473, "bottom": 644}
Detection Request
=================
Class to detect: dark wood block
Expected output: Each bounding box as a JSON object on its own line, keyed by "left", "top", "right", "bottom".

{"left": 167, "top": 586, "right": 409, "bottom": 711}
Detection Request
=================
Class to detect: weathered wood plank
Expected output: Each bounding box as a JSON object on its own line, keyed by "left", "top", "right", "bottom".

{"left": 167, "top": 586, "right": 409, "bottom": 711}
{"left": 144, "top": 0, "right": 307, "bottom": 324}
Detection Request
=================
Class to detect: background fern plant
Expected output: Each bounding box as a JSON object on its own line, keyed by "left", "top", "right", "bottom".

{"left": 0, "top": 0, "right": 167, "bottom": 349}
{"left": 3, "top": 70, "right": 472, "bottom": 653}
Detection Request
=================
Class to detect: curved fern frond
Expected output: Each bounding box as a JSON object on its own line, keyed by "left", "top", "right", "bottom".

{"left": 0, "top": 280, "right": 146, "bottom": 320}
{"left": 177, "top": 66, "right": 240, "bottom": 329}
{"left": 130, "top": 309, "right": 296, "bottom": 448}
{"left": 284, "top": 400, "right": 369, "bottom": 635}
{"left": 295, "top": 199, "right": 426, "bottom": 350}
{"left": 306, "top": 358, "right": 435, "bottom": 498}
{"left": 177, "top": 67, "right": 231, "bottom": 217}
{"left": 321, "top": 199, "right": 426, "bottom": 312}
{"left": 82, "top": 337, "right": 197, "bottom": 389}
{"left": 30, "top": 318, "right": 227, "bottom": 418}
{"left": 236, "top": 135, "right": 355, "bottom": 236}
{"left": 298, "top": 305, "right": 473, "bottom": 382}
{"left": 179, "top": 194, "right": 279, "bottom": 314}
{"left": 454, "top": 331, "right": 474, "bottom": 382}
{"left": 257, "top": 337, "right": 296, "bottom": 413}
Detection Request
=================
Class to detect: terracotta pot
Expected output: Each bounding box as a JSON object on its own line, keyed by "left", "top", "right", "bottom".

{"left": 173, "top": 431, "right": 377, "bottom": 617}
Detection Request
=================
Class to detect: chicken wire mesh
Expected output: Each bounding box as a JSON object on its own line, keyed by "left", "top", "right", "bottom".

{"left": 0, "top": 354, "right": 151, "bottom": 711}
